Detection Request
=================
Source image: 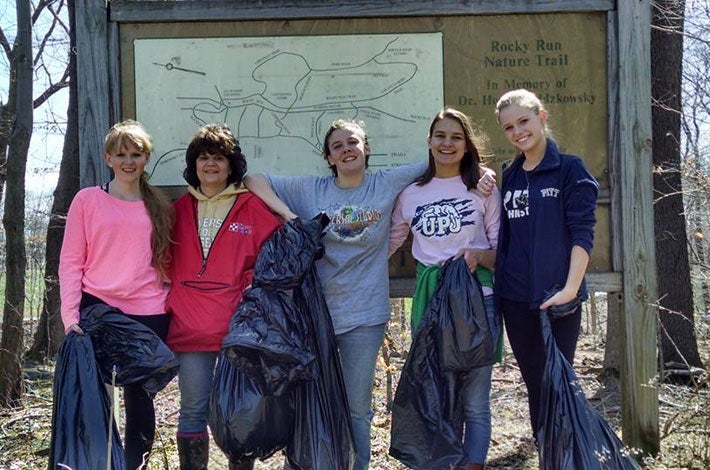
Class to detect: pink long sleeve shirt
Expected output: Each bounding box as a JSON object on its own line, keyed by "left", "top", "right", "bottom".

{"left": 59, "top": 187, "right": 169, "bottom": 330}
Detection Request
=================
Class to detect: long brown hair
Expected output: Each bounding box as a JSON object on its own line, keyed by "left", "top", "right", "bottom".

{"left": 415, "top": 107, "right": 489, "bottom": 190}
{"left": 105, "top": 120, "right": 174, "bottom": 281}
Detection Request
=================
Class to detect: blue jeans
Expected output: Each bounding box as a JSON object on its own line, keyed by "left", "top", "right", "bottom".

{"left": 460, "top": 294, "right": 499, "bottom": 465}
{"left": 175, "top": 351, "right": 219, "bottom": 434}
{"left": 336, "top": 323, "right": 386, "bottom": 470}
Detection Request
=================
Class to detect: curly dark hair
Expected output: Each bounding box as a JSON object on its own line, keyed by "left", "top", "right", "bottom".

{"left": 183, "top": 124, "right": 247, "bottom": 188}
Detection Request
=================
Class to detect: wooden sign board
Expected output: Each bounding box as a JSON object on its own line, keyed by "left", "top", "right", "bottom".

{"left": 119, "top": 12, "right": 610, "bottom": 275}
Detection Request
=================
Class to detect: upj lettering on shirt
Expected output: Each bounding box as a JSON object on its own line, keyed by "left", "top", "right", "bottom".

{"left": 412, "top": 198, "right": 476, "bottom": 238}
{"left": 200, "top": 236, "right": 213, "bottom": 251}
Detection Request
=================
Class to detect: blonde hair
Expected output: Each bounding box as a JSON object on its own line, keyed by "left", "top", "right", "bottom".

{"left": 494, "top": 89, "right": 552, "bottom": 137}
{"left": 105, "top": 120, "right": 173, "bottom": 281}
{"left": 104, "top": 119, "right": 153, "bottom": 155}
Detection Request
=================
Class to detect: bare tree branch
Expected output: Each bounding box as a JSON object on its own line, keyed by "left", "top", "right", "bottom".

{"left": 33, "top": 16, "right": 58, "bottom": 67}
{"left": 31, "top": 0, "right": 52, "bottom": 25}
{"left": 47, "top": 0, "right": 70, "bottom": 36}
{"left": 33, "top": 68, "right": 69, "bottom": 109}
{"left": 0, "top": 25, "right": 12, "bottom": 57}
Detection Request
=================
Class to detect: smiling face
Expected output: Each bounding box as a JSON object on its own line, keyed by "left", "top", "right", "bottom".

{"left": 196, "top": 151, "right": 231, "bottom": 195}
{"left": 428, "top": 117, "right": 466, "bottom": 177}
{"left": 104, "top": 144, "right": 149, "bottom": 185}
{"left": 325, "top": 126, "right": 370, "bottom": 177}
{"left": 498, "top": 103, "right": 548, "bottom": 158}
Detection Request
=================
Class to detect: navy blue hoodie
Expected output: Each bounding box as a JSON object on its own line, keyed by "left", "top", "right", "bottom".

{"left": 495, "top": 139, "right": 598, "bottom": 309}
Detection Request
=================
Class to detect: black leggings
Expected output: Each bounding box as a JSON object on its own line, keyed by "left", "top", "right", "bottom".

{"left": 81, "top": 293, "right": 170, "bottom": 469}
{"left": 500, "top": 298, "right": 581, "bottom": 436}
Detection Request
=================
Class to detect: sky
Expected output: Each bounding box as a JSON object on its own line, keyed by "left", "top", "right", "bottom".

{"left": 1, "top": 0, "right": 67, "bottom": 196}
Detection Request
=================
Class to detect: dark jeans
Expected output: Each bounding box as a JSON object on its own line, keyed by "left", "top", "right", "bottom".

{"left": 80, "top": 292, "right": 170, "bottom": 469}
{"left": 500, "top": 298, "right": 581, "bottom": 435}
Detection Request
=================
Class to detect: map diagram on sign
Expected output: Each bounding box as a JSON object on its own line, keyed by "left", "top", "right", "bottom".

{"left": 134, "top": 34, "right": 444, "bottom": 185}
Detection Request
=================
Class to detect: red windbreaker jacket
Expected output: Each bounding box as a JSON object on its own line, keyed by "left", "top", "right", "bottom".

{"left": 167, "top": 191, "right": 281, "bottom": 352}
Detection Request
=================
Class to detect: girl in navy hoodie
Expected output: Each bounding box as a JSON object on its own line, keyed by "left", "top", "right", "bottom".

{"left": 490, "top": 89, "right": 598, "bottom": 437}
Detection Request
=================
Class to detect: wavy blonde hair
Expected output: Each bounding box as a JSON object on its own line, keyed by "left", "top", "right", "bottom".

{"left": 105, "top": 120, "right": 174, "bottom": 281}
{"left": 494, "top": 88, "right": 552, "bottom": 138}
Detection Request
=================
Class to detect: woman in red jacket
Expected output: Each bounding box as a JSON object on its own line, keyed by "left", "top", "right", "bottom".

{"left": 166, "top": 124, "right": 281, "bottom": 469}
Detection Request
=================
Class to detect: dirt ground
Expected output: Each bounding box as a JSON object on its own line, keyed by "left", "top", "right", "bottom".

{"left": 0, "top": 294, "right": 708, "bottom": 469}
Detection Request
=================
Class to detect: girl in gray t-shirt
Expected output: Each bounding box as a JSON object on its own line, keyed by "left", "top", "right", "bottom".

{"left": 245, "top": 119, "right": 425, "bottom": 470}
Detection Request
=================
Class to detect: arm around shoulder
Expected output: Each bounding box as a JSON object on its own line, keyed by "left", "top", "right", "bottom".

{"left": 244, "top": 173, "right": 297, "bottom": 221}
{"left": 388, "top": 196, "right": 410, "bottom": 258}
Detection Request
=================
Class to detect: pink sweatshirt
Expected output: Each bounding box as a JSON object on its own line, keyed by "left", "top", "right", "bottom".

{"left": 59, "top": 186, "right": 169, "bottom": 329}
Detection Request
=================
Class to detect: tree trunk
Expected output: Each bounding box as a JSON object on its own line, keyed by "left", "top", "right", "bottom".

{"left": 0, "top": 108, "right": 9, "bottom": 204}
{"left": 0, "top": 48, "right": 18, "bottom": 206}
{"left": 27, "top": 0, "right": 80, "bottom": 361}
{"left": 651, "top": 0, "right": 703, "bottom": 373}
{"left": 0, "top": 0, "right": 33, "bottom": 407}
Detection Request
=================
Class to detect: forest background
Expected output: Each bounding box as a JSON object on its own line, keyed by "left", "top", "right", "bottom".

{"left": 0, "top": 0, "right": 708, "bottom": 468}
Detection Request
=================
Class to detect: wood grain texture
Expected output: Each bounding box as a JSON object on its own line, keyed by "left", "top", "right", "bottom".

{"left": 616, "top": 0, "right": 660, "bottom": 455}
{"left": 76, "top": 0, "right": 111, "bottom": 187}
{"left": 109, "top": 0, "right": 616, "bottom": 22}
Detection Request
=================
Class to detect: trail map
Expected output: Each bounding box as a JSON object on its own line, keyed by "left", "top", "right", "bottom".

{"left": 134, "top": 33, "right": 443, "bottom": 185}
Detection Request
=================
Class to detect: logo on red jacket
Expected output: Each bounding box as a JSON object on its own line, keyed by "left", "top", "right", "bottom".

{"left": 229, "top": 222, "right": 253, "bottom": 235}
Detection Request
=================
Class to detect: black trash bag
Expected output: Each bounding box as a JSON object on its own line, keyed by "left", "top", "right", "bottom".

{"left": 210, "top": 215, "right": 354, "bottom": 469}
{"left": 209, "top": 352, "right": 293, "bottom": 462}
{"left": 48, "top": 332, "right": 125, "bottom": 470}
{"left": 435, "top": 258, "right": 494, "bottom": 371}
{"left": 390, "top": 257, "right": 494, "bottom": 469}
{"left": 222, "top": 287, "right": 316, "bottom": 396}
{"left": 537, "top": 310, "right": 641, "bottom": 469}
{"left": 81, "top": 303, "right": 179, "bottom": 398}
{"left": 286, "top": 264, "right": 354, "bottom": 470}
{"left": 251, "top": 215, "right": 325, "bottom": 290}
{"left": 48, "top": 303, "right": 179, "bottom": 469}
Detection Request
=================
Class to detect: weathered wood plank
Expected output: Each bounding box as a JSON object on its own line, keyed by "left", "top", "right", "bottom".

{"left": 76, "top": 0, "right": 111, "bottom": 187}
{"left": 389, "top": 278, "right": 415, "bottom": 298}
{"left": 108, "top": 21, "right": 122, "bottom": 126}
{"left": 586, "top": 271, "right": 623, "bottom": 292}
{"left": 109, "top": 0, "right": 615, "bottom": 22}
{"left": 617, "top": 0, "right": 659, "bottom": 456}
{"left": 607, "top": 11, "right": 623, "bottom": 272}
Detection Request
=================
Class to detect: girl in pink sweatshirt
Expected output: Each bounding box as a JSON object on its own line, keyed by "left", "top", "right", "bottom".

{"left": 58, "top": 120, "right": 173, "bottom": 469}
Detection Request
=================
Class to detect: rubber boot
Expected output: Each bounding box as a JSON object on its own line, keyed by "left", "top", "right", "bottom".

{"left": 464, "top": 463, "right": 484, "bottom": 470}
{"left": 177, "top": 434, "right": 209, "bottom": 470}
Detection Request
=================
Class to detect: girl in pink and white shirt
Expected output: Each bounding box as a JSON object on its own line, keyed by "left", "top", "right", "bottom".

{"left": 389, "top": 107, "right": 501, "bottom": 470}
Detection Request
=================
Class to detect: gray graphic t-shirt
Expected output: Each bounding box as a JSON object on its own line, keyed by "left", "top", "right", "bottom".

{"left": 267, "top": 161, "right": 426, "bottom": 334}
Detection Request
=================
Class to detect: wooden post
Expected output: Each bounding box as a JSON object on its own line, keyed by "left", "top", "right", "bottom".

{"left": 616, "top": 0, "right": 659, "bottom": 456}
{"left": 76, "top": 0, "right": 111, "bottom": 188}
